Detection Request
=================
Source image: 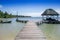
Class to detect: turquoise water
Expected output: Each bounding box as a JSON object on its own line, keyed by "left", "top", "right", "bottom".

{"left": 0, "top": 17, "right": 60, "bottom": 40}
{"left": 38, "top": 24, "right": 60, "bottom": 40}
{"left": 17, "top": 17, "right": 42, "bottom": 22}
{"left": 0, "top": 17, "right": 41, "bottom": 40}
{"left": 0, "top": 18, "right": 25, "bottom": 40}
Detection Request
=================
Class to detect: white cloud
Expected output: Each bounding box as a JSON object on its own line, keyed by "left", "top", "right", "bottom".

{"left": 0, "top": 5, "right": 3, "bottom": 8}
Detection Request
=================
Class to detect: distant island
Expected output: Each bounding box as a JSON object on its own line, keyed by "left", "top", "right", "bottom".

{"left": 0, "top": 10, "right": 31, "bottom": 18}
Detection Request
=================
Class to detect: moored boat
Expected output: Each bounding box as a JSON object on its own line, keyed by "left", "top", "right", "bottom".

{"left": 0, "top": 20, "right": 11, "bottom": 23}
{"left": 16, "top": 19, "right": 28, "bottom": 23}
{"left": 42, "top": 18, "right": 60, "bottom": 24}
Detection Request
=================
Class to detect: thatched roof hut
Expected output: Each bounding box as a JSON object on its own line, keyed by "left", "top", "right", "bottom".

{"left": 41, "top": 9, "right": 59, "bottom": 16}
{"left": 41, "top": 9, "right": 60, "bottom": 24}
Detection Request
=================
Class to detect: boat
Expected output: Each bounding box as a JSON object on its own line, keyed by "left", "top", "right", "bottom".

{"left": 36, "top": 21, "right": 43, "bottom": 26}
{"left": 16, "top": 19, "right": 28, "bottom": 23}
{"left": 43, "top": 18, "right": 60, "bottom": 24}
{"left": 0, "top": 20, "right": 11, "bottom": 23}
{"left": 16, "top": 11, "right": 28, "bottom": 23}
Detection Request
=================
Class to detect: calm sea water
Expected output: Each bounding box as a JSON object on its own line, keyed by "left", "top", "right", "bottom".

{"left": 0, "top": 17, "right": 60, "bottom": 40}
{"left": 0, "top": 18, "right": 26, "bottom": 40}
{"left": 38, "top": 24, "right": 60, "bottom": 40}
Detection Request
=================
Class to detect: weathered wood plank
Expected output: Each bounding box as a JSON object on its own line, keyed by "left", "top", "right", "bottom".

{"left": 15, "top": 21, "right": 47, "bottom": 40}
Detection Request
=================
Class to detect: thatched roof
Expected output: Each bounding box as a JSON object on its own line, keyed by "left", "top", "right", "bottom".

{"left": 41, "top": 9, "right": 59, "bottom": 16}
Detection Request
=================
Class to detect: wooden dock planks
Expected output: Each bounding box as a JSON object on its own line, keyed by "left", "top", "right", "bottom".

{"left": 15, "top": 21, "right": 47, "bottom": 40}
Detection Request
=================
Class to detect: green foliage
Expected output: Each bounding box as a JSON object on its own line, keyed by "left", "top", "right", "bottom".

{"left": 0, "top": 10, "right": 13, "bottom": 18}
{"left": 0, "top": 10, "right": 31, "bottom": 18}
{"left": 0, "top": 10, "right": 4, "bottom": 18}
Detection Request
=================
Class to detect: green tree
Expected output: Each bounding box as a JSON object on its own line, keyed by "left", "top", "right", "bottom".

{"left": 4, "top": 11, "right": 9, "bottom": 18}
{"left": 0, "top": 10, "right": 4, "bottom": 18}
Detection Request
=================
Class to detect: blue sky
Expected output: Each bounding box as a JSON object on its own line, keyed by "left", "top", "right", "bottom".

{"left": 0, "top": 0, "right": 60, "bottom": 17}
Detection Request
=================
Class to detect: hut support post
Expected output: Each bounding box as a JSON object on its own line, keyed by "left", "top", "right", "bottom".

{"left": 57, "top": 16, "right": 58, "bottom": 20}
{"left": 42, "top": 16, "right": 44, "bottom": 20}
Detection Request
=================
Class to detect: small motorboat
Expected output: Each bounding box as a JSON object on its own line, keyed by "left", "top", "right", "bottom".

{"left": 16, "top": 19, "right": 28, "bottom": 23}
{"left": 43, "top": 18, "right": 60, "bottom": 24}
{"left": 0, "top": 20, "right": 11, "bottom": 23}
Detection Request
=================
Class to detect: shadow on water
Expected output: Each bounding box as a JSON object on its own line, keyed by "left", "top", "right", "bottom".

{"left": 38, "top": 24, "right": 60, "bottom": 40}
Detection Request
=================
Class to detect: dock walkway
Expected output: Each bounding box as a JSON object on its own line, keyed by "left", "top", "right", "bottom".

{"left": 15, "top": 21, "right": 47, "bottom": 40}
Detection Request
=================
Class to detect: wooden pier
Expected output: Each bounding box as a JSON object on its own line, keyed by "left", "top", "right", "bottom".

{"left": 15, "top": 21, "right": 47, "bottom": 40}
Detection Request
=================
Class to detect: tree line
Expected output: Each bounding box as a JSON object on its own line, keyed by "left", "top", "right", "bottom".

{"left": 0, "top": 10, "right": 31, "bottom": 18}
{"left": 0, "top": 10, "right": 13, "bottom": 18}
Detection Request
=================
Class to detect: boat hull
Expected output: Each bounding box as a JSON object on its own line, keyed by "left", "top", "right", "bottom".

{"left": 0, "top": 21, "right": 11, "bottom": 23}
{"left": 43, "top": 21, "right": 60, "bottom": 24}
{"left": 16, "top": 19, "right": 28, "bottom": 23}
